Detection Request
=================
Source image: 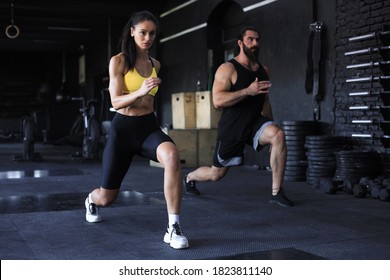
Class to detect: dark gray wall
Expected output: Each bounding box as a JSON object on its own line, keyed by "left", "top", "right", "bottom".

{"left": 157, "top": 0, "right": 336, "bottom": 127}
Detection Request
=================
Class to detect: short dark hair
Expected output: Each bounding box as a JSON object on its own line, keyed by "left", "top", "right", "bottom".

{"left": 234, "top": 26, "right": 259, "bottom": 56}
{"left": 237, "top": 26, "right": 259, "bottom": 41}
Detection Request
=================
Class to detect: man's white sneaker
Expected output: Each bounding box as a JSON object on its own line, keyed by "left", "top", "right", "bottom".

{"left": 85, "top": 195, "right": 101, "bottom": 223}
{"left": 163, "top": 223, "right": 189, "bottom": 249}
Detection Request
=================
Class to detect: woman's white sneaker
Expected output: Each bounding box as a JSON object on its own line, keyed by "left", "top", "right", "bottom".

{"left": 85, "top": 195, "right": 101, "bottom": 223}
{"left": 163, "top": 223, "right": 189, "bottom": 249}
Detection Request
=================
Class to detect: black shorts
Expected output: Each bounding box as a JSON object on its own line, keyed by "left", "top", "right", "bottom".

{"left": 213, "top": 116, "right": 276, "bottom": 167}
{"left": 100, "top": 112, "right": 173, "bottom": 189}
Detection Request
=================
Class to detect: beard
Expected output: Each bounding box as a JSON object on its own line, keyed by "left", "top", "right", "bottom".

{"left": 243, "top": 44, "right": 259, "bottom": 62}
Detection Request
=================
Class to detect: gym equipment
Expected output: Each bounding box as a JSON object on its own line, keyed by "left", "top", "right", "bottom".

{"left": 305, "top": 21, "right": 324, "bottom": 121}
{"left": 346, "top": 61, "right": 390, "bottom": 76}
{"left": 5, "top": 0, "right": 20, "bottom": 39}
{"left": 99, "top": 88, "right": 112, "bottom": 145}
{"left": 344, "top": 46, "right": 390, "bottom": 60}
{"left": 374, "top": 178, "right": 390, "bottom": 201}
{"left": 70, "top": 97, "right": 101, "bottom": 160}
{"left": 379, "top": 187, "right": 390, "bottom": 201}
{"left": 353, "top": 177, "right": 372, "bottom": 198}
{"left": 281, "top": 121, "right": 321, "bottom": 182}
{"left": 370, "top": 184, "right": 384, "bottom": 199}
{"left": 334, "top": 150, "right": 381, "bottom": 184}
{"left": 305, "top": 135, "right": 350, "bottom": 187}
{"left": 319, "top": 178, "right": 344, "bottom": 194}
{"left": 342, "top": 179, "right": 355, "bottom": 194}
{"left": 14, "top": 114, "right": 42, "bottom": 162}
{"left": 352, "top": 177, "right": 386, "bottom": 198}
{"left": 348, "top": 30, "right": 390, "bottom": 45}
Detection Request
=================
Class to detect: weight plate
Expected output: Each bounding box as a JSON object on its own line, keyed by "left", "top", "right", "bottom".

{"left": 281, "top": 120, "right": 320, "bottom": 126}
{"left": 308, "top": 161, "right": 336, "bottom": 166}
{"left": 287, "top": 155, "right": 307, "bottom": 161}
{"left": 307, "top": 164, "right": 335, "bottom": 170}
{"left": 285, "top": 165, "right": 307, "bottom": 171}
{"left": 286, "top": 160, "right": 308, "bottom": 166}
{"left": 286, "top": 145, "right": 305, "bottom": 151}
{"left": 307, "top": 156, "right": 336, "bottom": 161}
{"left": 285, "top": 170, "right": 307, "bottom": 176}
{"left": 306, "top": 151, "right": 337, "bottom": 157}
{"left": 306, "top": 168, "right": 335, "bottom": 175}
{"left": 305, "top": 135, "right": 348, "bottom": 141}
{"left": 284, "top": 130, "right": 316, "bottom": 136}
{"left": 287, "top": 150, "right": 307, "bottom": 156}
{"left": 335, "top": 150, "right": 379, "bottom": 157}
{"left": 285, "top": 135, "right": 307, "bottom": 141}
{"left": 284, "top": 175, "right": 306, "bottom": 182}
{"left": 304, "top": 143, "right": 342, "bottom": 149}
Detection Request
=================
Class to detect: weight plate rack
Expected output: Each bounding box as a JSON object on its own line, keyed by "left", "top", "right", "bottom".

{"left": 334, "top": 150, "right": 381, "bottom": 183}
{"left": 381, "top": 153, "right": 390, "bottom": 178}
{"left": 282, "top": 120, "right": 321, "bottom": 182}
{"left": 304, "top": 135, "right": 351, "bottom": 187}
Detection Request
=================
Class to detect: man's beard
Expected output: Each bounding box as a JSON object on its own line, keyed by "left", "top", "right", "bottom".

{"left": 243, "top": 44, "right": 259, "bottom": 62}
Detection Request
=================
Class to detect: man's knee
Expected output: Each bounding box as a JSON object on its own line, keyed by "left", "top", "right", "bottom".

{"left": 275, "top": 129, "right": 285, "bottom": 142}
{"left": 270, "top": 127, "right": 285, "bottom": 146}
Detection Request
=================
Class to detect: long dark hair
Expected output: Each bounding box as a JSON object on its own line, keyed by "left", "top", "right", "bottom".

{"left": 120, "top": 10, "right": 159, "bottom": 70}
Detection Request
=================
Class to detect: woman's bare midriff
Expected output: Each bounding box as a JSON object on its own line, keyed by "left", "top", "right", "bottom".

{"left": 117, "top": 94, "right": 154, "bottom": 116}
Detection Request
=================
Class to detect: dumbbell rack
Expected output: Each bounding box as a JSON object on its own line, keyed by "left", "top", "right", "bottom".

{"left": 344, "top": 26, "right": 390, "bottom": 144}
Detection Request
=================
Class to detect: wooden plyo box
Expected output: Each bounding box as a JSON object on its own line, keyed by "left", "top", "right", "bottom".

{"left": 149, "top": 128, "right": 217, "bottom": 168}
{"left": 195, "top": 91, "right": 222, "bottom": 129}
{"left": 197, "top": 129, "right": 218, "bottom": 166}
{"left": 171, "top": 92, "right": 196, "bottom": 129}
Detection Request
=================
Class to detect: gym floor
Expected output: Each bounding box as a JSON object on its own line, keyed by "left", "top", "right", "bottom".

{"left": 1, "top": 142, "right": 390, "bottom": 260}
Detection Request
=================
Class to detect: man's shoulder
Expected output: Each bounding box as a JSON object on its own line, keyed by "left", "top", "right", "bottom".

{"left": 217, "top": 60, "right": 236, "bottom": 73}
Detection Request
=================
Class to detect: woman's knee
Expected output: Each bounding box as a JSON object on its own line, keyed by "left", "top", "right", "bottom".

{"left": 157, "top": 143, "right": 181, "bottom": 168}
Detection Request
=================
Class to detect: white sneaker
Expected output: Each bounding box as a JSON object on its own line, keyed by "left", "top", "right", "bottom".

{"left": 85, "top": 195, "right": 101, "bottom": 223}
{"left": 163, "top": 223, "right": 189, "bottom": 249}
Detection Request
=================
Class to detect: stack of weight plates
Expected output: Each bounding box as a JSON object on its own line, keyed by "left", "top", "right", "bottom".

{"left": 380, "top": 153, "right": 390, "bottom": 178}
{"left": 282, "top": 120, "right": 321, "bottom": 182}
{"left": 334, "top": 150, "right": 381, "bottom": 183}
{"left": 305, "top": 136, "right": 350, "bottom": 187}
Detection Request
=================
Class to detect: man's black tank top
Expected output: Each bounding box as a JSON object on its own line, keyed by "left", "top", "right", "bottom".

{"left": 217, "top": 58, "right": 269, "bottom": 141}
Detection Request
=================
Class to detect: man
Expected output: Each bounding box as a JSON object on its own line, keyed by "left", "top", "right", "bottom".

{"left": 183, "top": 26, "right": 293, "bottom": 207}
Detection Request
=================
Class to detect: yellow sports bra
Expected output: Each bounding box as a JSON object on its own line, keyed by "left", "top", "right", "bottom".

{"left": 123, "top": 65, "right": 158, "bottom": 97}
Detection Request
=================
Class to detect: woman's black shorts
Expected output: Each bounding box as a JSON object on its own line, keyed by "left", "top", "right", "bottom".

{"left": 100, "top": 112, "right": 173, "bottom": 189}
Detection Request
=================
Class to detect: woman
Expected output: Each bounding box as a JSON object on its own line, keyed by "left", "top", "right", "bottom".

{"left": 84, "top": 11, "right": 189, "bottom": 250}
